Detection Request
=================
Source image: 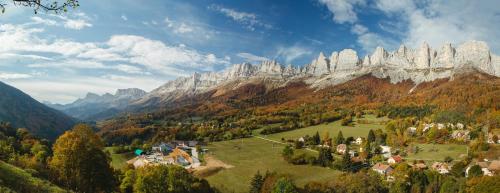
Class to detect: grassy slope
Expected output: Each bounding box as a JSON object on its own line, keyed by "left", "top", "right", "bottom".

{"left": 0, "top": 161, "right": 66, "bottom": 193}
{"left": 264, "top": 115, "right": 388, "bottom": 141}
{"left": 404, "top": 143, "right": 468, "bottom": 162}
{"left": 105, "top": 147, "right": 135, "bottom": 170}
{"left": 205, "top": 137, "right": 340, "bottom": 193}
{"left": 204, "top": 116, "right": 387, "bottom": 193}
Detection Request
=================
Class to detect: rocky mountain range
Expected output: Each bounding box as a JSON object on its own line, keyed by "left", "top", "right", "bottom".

{"left": 54, "top": 40, "right": 500, "bottom": 121}
{"left": 47, "top": 88, "right": 146, "bottom": 121}
{"left": 133, "top": 40, "right": 500, "bottom": 107}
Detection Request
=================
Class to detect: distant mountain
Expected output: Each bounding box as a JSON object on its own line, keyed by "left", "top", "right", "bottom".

{"left": 131, "top": 40, "right": 500, "bottom": 109}
{"left": 48, "top": 88, "right": 146, "bottom": 121}
{"left": 0, "top": 81, "right": 75, "bottom": 140}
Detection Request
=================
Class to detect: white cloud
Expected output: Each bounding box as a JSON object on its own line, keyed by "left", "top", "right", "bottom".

{"left": 64, "top": 19, "right": 92, "bottom": 30}
{"left": 0, "top": 72, "right": 32, "bottom": 80}
{"left": 121, "top": 15, "right": 128, "bottom": 21}
{"left": 373, "top": 0, "right": 500, "bottom": 52}
{"left": 237, "top": 52, "right": 269, "bottom": 63}
{"left": 357, "top": 32, "right": 398, "bottom": 53}
{"left": 351, "top": 24, "right": 368, "bottom": 35}
{"left": 317, "top": 0, "right": 397, "bottom": 54}
{"left": 275, "top": 46, "right": 312, "bottom": 64}
{"left": 30, "top": 16, "right": 57, "bottom": 26}
{"left": 317, "top": 0, "right": 366, "bottom": 24}
{"left": 174, "top": 23, "right": 194, "bottom": 34}
{"left": 208, "top": 4, "right": 272, "bottom": 30}
{"left": 107, "top": 35, "right": 230, "bottom": 75}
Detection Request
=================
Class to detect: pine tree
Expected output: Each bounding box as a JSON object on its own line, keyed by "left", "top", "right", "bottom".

{"left": 335, "top": 131, "right": 344, "bottom": 145}
{"left": 317, "top": 147, "right": 333, "bottom": 167}
{"left": 313, "top": 131, "right": 321, "bottom": 145}
{"left": 367, "top": 129, "right": 375, "bottom": 143}
{"left": 340, "top": 146, "right": 352, "bottom": 171}
{"left": 250, "top": 171, "right": 264, "bottom": 193}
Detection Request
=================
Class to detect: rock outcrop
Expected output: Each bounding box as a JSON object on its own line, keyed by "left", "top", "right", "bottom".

{"left": 133, "top": 40, "right": 499, "bottom": 106}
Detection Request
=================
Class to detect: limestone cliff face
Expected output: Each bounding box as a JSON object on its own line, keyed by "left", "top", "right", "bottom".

{"left": 135, "top": 40, "right": 500, "bottom": 105}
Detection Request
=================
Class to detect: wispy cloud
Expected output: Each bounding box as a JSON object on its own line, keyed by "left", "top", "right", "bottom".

{"left": 237, "top": 52, "right": 269, "bottom": 63}
{"left": 0, "top": 72, "right": 32, "bottom": 80}
{"left": 208, "top": 4, "right": 272, "bottom": 31}
{"left": 275, "top": 45, "right": 312, "bottom": 64}
{"left": 28, "top": 12, "right": 93, "bottom": 30}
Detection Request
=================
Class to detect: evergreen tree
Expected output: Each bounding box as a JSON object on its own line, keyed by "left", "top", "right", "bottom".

{"left": 317, "top": 147, "right": 333, "bottom": 167}
{"left": 272, "top": 178, "right": 298, "bottom": 193}
{"left": 338, "top": 146, "right": 351, "bottom": 171}
{"left": 468, "top": 165, "right": 483, "bottom": 178}
{"left": 282, "top": 145, "right": 294, "bottom": 161}
{"left": 313, "top": 131, "right": 321, "bottom": 145}
{"left": 367, "top": 129, "right": 375, "bottom": 143}
{"left": 250, "top": 171, "right": 264, "bottom": 193}
{"left": 335, "top": 131, "right": 344, "bottom": 145}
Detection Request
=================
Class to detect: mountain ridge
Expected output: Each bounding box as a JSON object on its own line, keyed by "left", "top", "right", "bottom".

{"left": 48, "top": 88, "right": 146, "bottom": 121}
{"left": 0, "top": 81, "right": 75, "bottom": 140}
{"left": 133, "top": 40, "right": 500, "bottom": 108}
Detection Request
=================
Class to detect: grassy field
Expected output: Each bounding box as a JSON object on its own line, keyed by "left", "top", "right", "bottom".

{"left": 404, "top": 143, "right": 468, "bottom": 162}
{"left": 205, "top": 115, "right": 388, "bottom": 192}
{"left": 0, "top": 161, "right": 66, "bottom": 193}
{"left": 205, "top": 137, "right": 340, "bottom": 193}
{"left": 263, "top": 114, "right": 388, "bottom": 141}
{"left": 105, "top": 147, "right": 135, "bottom": 170}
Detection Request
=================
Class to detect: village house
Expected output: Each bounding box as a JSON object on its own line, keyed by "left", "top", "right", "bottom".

{"left": 380, "top": 145, "right": 391, "bottom": 158}
{"left": 407, "top": 127, "right": 417, "bottom": 135}
{"left": 336, "top": 144, "right": 347, "bottom": 154}
{"left": 466, "top": 162, "right": 491, "bottom": 177}
{"left": 355, "top": 137, "right": 363, "bottom": 145}
{"left": 127, "top": 141, "right": 201, "bottom": 169}
{"left": 488, "top": 160, "right": 500, "bottom": 174}
{"left": 411, "top": 163, "right": 428, "bottom": 170}
{"left": 451, "top": 130, "right": 470, "bottom": 141}
{"left": 431, "top": 162, "right": 450, "bottom": 174}
{"left": 423, "top": 123, "right": 435, "bottom": 132}
{"left": 298, "top": 137, "right": 305, "bottom": 143}
{"left": 456, "top": 123, "right": 464, "bottom": 129}
{"left": 372, "top": 163, "right": 393, "bottom": 175}
{"left": 388, "top": 155, "right": 403, "bottom": 164}
{"left": 487, "top": 133, "right": 500, "bottom": 144}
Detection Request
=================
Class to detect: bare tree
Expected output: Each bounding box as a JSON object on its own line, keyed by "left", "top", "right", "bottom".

{"left": 0, "top": 0, "right": 79, "bottom": 14}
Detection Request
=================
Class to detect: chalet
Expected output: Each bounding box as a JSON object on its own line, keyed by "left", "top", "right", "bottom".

{"left": 407, "top": 127, "right": 417, "bottom": 135}
{"left": 388, "top": 155, "right": 403, "bottom": 164}
{"left": 348, "top": 150, "right": 357, "bottom": 157}
{"left": 451, "top": 130, "right": 470, "bottom": 141}
{"left": 487, "top": 133, "right": 500, "bottom": 144}
{"left": 437, "top": 123, "right": 445, "bottom": 130}
{"left": 412, "top": 163, "right": 428, "bottom": 170}
{"left": 152, "top": 143, "right": 175, "bottom": 154}
{"left": 127, "top": 147, "right": 199, "bottom": 169}
{"left": 355, "top": 137, "right": 363, "bottom": 145}
{"left": 431, "top": 162, "right": 450, "bottom": 174}
{"left": 351, "top": 156, "right": 365, "bottom": 163}
{"left": 380, "top": 145, "right": 391, "bottom": 158}
{"left": 423, "top": 123, "right": 435, "bottom": 132}
{"left": 372, "top": 163, "right": 393, "bottom": 175}
{"left": 488, "top": 160, "right": 500, "bottom": 174}
{"left": 466, "top": 162, "right": 493, "bottom": 177}
{"left": 336, "top": 144, "right": 347, "bottom": 154}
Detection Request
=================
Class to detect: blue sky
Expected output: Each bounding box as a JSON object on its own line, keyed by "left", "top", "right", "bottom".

{"left": 0, "top": 0, "right": 499, "bottom": 103}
